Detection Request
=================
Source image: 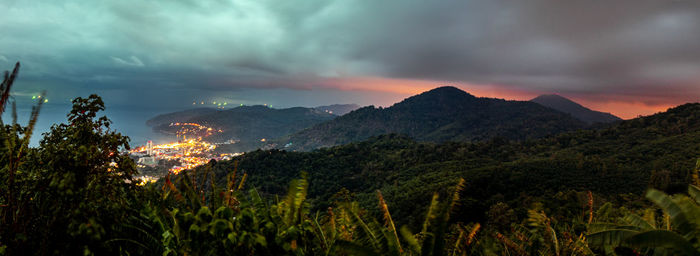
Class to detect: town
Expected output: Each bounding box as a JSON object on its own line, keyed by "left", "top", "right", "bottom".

{"left": 129, "top": 122, "right": 241, "bottom": 185}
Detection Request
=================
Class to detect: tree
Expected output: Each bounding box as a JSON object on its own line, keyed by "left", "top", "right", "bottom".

{"left": 0, "top": 62, "right": 45, "bottom": 255}
{"left": 1, "top": 86, "right": 141, "bottom": 254}
{"left": 30, "top": 94, "right": 139, "bottom": 255}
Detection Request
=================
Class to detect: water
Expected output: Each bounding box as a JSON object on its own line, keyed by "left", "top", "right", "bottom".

{"left": 3, "top": 103, "right": 180, "bottom": 148}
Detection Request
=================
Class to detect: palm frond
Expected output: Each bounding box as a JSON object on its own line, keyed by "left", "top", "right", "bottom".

{"left": 689, "top": 185, "right": 700, "bottom": 205}
{"left": 421, "top": 193, "right": 440, "bottom": 235}
{"left": 400, "top": 226, "right": 421, "bottom": 254}
{"left": 646, "top": 189, "right": 695, "bottom": 235}
{"left": 623, "top": 230, "right": 699, "bottom": 256}
{"left": 376, "top": 190, "right": 402, "bottom": 253}
{"left": 0, "top": 62, "right": 20, "bottom": 113}
{"left": 622, "top": 214, "right": 655, "bottom": 230}
{"left": 586, "top": 229, "right": 639, "bottom": 248}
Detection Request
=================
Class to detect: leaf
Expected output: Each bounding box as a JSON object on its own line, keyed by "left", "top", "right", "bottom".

{"left": 400, "top": 226, "right": 421, "bottom": 254}
{"left": 623, "top": 214, "right": 655, "bottom": 230}
{"left": 646, "top": 189, "right": 695, "bottom": 235}
{"left": 421, "top": 193, "right": 440, "bottom": 235}
{"left": 689, "top": 185, "right": 700, "bottom": 205}
{"left": 376, "top": 190, "right": 401, "bottom": 253}
{"left": 587, "top": 229, "right": 639, "bottom": 248}
{"left": 588, "top": 223, "right": 642, "bottom": 233}
{"left": 624, "top": 230, "right": 699, "bottom": 256}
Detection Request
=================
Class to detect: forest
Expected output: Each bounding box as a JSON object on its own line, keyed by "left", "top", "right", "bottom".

{"left": 281, "top": 86, "right": 589, "bottom": 151}
{"left": 3, "top": 62, "right": 700, "bottom": 255}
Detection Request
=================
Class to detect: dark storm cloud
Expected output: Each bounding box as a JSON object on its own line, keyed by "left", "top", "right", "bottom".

{"left": 325, "top": 0, "right": 700, "bottom": 104}
{"left": 1, "top": 0, "right": 699, "bottom": 108}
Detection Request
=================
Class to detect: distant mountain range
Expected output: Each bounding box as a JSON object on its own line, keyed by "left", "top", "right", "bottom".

{"left": 148, "top": 87, "right": 629, "bottom": 152}
{"left": 530, "top": 94, "right": 622, "bottom": 124}
{"left": 281, "top": 86, "right": 587, "bottom": 151}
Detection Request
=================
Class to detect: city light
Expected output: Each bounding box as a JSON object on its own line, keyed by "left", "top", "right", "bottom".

{"left": 129, "top": 122, "right": 224, "bottom": 176}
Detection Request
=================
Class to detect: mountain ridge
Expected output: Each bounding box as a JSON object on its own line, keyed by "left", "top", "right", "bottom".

{"left": 530, "top": 94, "right": 622, "bottom": 124}
{"left": 313, "top": 104, "right": 360, "bottom": 116}
{"left": 281, "top": 86, "right": 588, "bottom": 150}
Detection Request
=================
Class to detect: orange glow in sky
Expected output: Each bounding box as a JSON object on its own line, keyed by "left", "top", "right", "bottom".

{"left": 316, "top": 76, "right": 684, "bottom": 120}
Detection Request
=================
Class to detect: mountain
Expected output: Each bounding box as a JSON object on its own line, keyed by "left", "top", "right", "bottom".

{"left": 145, "top": 108, "right": 218, "bottom": 127}
{"left": 281, "top": 86, "right": 587, "bottom": 150}
{"left": 147, "top": 105, "right": 336, "bottom": 151}
{"left": 313, "top": 104, "right": 360, "bottom": 116}
{"left": 187, "top": 103, "right": 700, "bottom": 227}
{"left": 530, "top": 94, "right": 622, "bottom": 124}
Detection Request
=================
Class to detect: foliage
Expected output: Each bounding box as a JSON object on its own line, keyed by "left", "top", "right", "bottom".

{"left": 0, "top": 63, "right": 141, "bottom": 255}
{"left": 587, "top": 184, "right": 700, "bottom": 255}
{"left": 195, "top": 101, "right": 700, "bottom": 230}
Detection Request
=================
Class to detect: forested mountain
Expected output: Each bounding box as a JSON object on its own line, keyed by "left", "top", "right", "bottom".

{"left": 282, "top": 86, "right": 587, "bottom": 151}
{"left": 313, "top": 104, "right": 360, "bottom": 115}
{"left": 194, "top": 103, "right": 700, "bottom": 228}
{"left": 146, "top": 105, "right": 335, "bottom": 151}
{"left": 145, "top": 108, "right": 219, "bottom": 127}
{"left": 531, "top": 94, "right": 622, "bottom": 124}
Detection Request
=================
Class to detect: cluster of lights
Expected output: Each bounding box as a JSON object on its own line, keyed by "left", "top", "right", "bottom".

{"left": 169, "top": 123, "right": 222, "bottom": 138}
{"left": 130, "top": 122, "right": 223, "bottom": 176}
{"left": 130, "top": 138, "right": 216, "bottom": 175}
{"left": 31, "top": 95, "right": 48, "bottom": 103}
{"left": 189, "top": 100, "right": 271, "bottom": 110}
{"left": 192, "top": 100, "right": 233, "bottom": 109}
{"left": 136, "top": 176, "right": 158, "bottom": 186}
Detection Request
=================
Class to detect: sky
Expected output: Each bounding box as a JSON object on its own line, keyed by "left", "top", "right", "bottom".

{"left": 1, "top": 0, "right": 700, "bottom": 120}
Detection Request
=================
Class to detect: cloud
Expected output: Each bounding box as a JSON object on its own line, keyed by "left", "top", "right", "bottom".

{"left": 111, "top": 56, "right": 144, "bottom": 67}
{"left": 0, "top": 0, "right": 698, "bottom": 112}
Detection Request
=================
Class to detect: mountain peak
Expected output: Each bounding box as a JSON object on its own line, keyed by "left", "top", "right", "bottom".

{"left": 285, "top": 87, "right": 586, "bottom": 150}
{"left": 394, "top": 86, "right": 476, "bottom": 109}
{"left": 531, "top": 94, "right": 621, "bottom": 124}
{"left": 423, "top": 86, "right": 475, "bottom": 97}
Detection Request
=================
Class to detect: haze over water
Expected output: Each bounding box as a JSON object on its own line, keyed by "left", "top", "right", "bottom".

{"left": 6, "top": 102, "right": 177, "bottom": 147}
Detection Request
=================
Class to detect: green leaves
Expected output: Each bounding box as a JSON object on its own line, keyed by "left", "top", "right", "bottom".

{"left": 588, "top": 185, "right": 700, "bottom": 255}
{"left": 625, "top": 230, "right": 698, "bottom": 256}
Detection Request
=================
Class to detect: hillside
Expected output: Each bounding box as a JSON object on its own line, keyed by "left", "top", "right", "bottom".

{"left": 531, "top": 94, "right": 622, "bottom": 124}
{"left": 313, "top": 104, "right": 360, "bottom": 115}
{"left": 282, "top": 86, "right": 587, "bottom": 150}
{"left": 145, "top": 108, "right": 218, "bottom": 127}
{"left": 147, "top": 105, "right": 335, "bottom": 151}
{"left": 191, "top": 103, "right": 700, "bottom": 228}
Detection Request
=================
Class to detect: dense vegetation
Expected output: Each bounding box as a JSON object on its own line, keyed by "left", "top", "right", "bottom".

{"left": 194, "top": 101, "right": 699, "bottom": 228}
{"left": 4, "top": 63, "right": 700, "bottom": 255}
{"left": 283, "top": 86, "right": 588, "bottom": 151}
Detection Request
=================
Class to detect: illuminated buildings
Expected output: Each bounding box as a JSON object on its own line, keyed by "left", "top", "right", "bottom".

{"left": 130, "top": 122, "right": 235, "bottom": 184}
{"left": 146, "top": 140, "right": 153, "bottom": 155}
